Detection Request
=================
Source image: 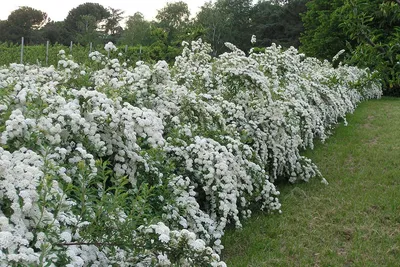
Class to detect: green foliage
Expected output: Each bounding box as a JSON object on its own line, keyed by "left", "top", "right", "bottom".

{"left": 0, "top": 43, "right": 88, "bottom": 66}
{"left": 72, "top": 160, "right": 161, "bottom": 249}
{"left": 195, "top": 0, "right": 253, "bottom": 54}
{"left": 0, "top": 6, "right": 48, "bottom": 44}
{"left": 156, "top": 1, "right": 191, "bottom": 30}
{"left": 40, "top": 21, "right": 70, "bottom": 45}
{"left": 300, "top": 0, "right": 349, "bottom": 59}
{"left": 340, "top": 0, "right": 400, "bottom": 95}
{"left": 218, "top": 0, "right": 253, "bottom": 52}
{"left": 155, "top": 1, "right": 191, "bottom": 46}
{"left": 195, "top": 0, "right": 307, "bottom": 55}
{"left": 120, "top": 12, "right": 153, "bottom": 46}
{"left": 301, "top": 0, "right": 400, "bottom": 94}
{"left": 251, "top": 0, "right": 308, "bottom": 48}
{"left": 104, "top": 8, "right": 124, "bottom": 38}
{"left": 0, "top": 0, "right": 314, "bottom": 58}
{"left": 118, "top": 2, "right": 190, "bottom": 61}
{"left": 64, "top": 3, "right": 111, "bottom": 45}
{"left": 0, "top": 42, "right": 183, "bottom": 66}
{"left": 195, "top": 2, "right": 227, "bottom": 55}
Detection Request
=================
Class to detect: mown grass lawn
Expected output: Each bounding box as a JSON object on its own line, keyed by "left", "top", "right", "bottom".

{"left": 222, "top": 97, "right": 400, "bottom": 266}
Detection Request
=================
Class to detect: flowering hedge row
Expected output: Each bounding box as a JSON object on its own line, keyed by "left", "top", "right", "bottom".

{"left": 0, "top": 40, "right": 381, "bottom": 266}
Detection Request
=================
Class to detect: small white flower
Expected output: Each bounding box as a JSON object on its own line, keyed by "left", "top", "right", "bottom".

{"left": 60, "top": 231, "right": 72, "bottom": 243}
{"left": 0, "top": 231, "right": 13, "bottom": 249}
{"left": 251, "top": 35, "right": 257, "bottom": 44}
{"left": 158, "top": 234, "right": 170, "bottom": 243}
{"left": 104, "top": 42, "right": 117, "bottom": 52}
{"left": 189, "top": 239, "right": 206, "bottom": 251}
{"left": 157, "top": 253, "right": 171, "bottom": 266}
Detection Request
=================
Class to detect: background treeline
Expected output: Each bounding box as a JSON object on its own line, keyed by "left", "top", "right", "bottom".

{"left": 0, "top": 0, "right": 399, "bottom": 94}
{"left": 0, "top": 1, "right": 308, "bottom": 59}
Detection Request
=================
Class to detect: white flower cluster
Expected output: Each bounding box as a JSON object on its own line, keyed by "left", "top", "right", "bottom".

{"left": 104, "top": 42, "right": 117, "bottom": 52}
{"left": 173, "top": 41, "right": 382, "bottom": 182}
{"left": 0, "top": 148, "right": 102, "bottom": 266}
{"left": 0, "top": 39, "right": 382, "bottom": 265}
{"left": 166, "top": 136, "right": 280, "bottom": 248}
{"left": 89, "top": 51, "right": 104, "bottom": 63}
{"left": 58, "top": 49, "right": 66, "bottom": 59}
{"left": 58, "top": 59, "right": 79, "bottom": 70}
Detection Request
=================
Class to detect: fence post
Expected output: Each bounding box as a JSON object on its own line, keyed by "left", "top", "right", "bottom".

{"left": 70, "top": 41, "right": 73, "bottom": 54}
{"left": 46, "top": 41, "right": 49, "bottom": 65}
{"left": 125, "top": 45, "right": 128, "bottom": 53}
{"left": 89, "top": 42, "right": 93, "bottom": 54}
{"left": 20, "top": 37, "right": 24, "bottom": 64}
{"left": 139, "top": 45, "right": 142, "bottom": 60}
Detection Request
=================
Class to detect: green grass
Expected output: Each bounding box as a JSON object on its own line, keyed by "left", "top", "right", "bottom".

{"left": 222, "top": 97, "right": 400, "bottom": 266}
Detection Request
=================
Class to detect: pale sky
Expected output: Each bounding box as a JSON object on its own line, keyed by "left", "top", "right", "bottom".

{"left": 0, "top": 0, "right": 211, "bottom": 23}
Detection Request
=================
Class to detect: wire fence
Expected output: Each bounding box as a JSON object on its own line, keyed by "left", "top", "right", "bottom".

{"left": 0, "top": 37, "right": 148, "bottom": 66}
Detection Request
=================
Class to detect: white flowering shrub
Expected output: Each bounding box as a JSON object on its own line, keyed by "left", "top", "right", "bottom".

{"left": 0, "top": 39, "right": 381, "bottom": 266}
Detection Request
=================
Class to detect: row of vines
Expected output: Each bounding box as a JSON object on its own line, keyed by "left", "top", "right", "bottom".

{"left": 0, "top": 42, "right": 182, "bottom": 67}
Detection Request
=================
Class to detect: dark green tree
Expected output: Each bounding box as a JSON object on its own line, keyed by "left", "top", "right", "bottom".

{"left": 105, "top": 7, "right": 124, "bottom": 42}
{"left": 281, "top": 0, "right": 309, "bottom": 47}
{"left": 155, "top": 1, "right": 191, "bottom": 44}
{"left": 195, "top": 0, "right": 253, "bottom": 54}
{"left": 40, "top": 21, "right": 70, "bottom": 44}
{"left": 300, "top": 0, "right": 348, "bottom": 59}
{"left": 339, "top": 0, "right": 400, "bottom": 94}
{"left": 4, "top": 6, "right": 48, "bottom": 44}
{"left": 0, "top": 20, "right": 9, "bottom": 43}
{"left": 120, "top": 12, "right": 153, "bottom": 46}
{"left": 301, "top": 0, "right": 400, "bottom": 94}
{"left": 195, "top": 1, "right": 228, "bottom": 55}
{"left": 215, "top": 0, "right": 253, "bottom": 52}
{"left": 64, "top": 3, "right": 111, "bottom": 44}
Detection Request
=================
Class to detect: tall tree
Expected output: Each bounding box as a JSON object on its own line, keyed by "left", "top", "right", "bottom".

{"left": 76, "top": 14, "right": 99, "bottom": 44}
{"left": 105, "top": 7, "right": 124, "bottom": 41}
{"left": 250, "top": 1, "right": 285, "bottom": 47}
{"left": 120, "top": 12, "right": 153, "bottom": 45}
{"left": 155, "top": 1, "right": 191, "bottom": 44}
{"left": 40, "top": 21, "right": 69, "bottom": 44}
{"left": 64, "top": 3, "right": 110, "bottom": 44}
{"left": 5, "top": 6, "right": 48, "bottom": 44}
{"left": 195, "top": 0, "right": 253, "bottom": 54}
{"left": 195, "top": 1, "right": 228, "bottom": 55}
{"left": 251, "top": 0, "right": 308, "bottom": 48}
{"left": 300, "top": 0, "right": 348, "bottom": 59}
{"left": 215, "top": 0, "right": 253, "bottom": 52}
